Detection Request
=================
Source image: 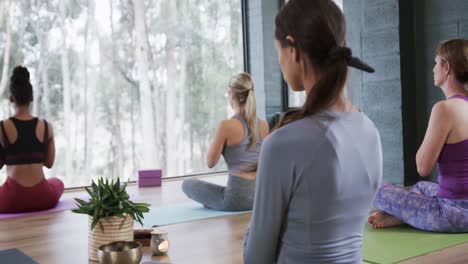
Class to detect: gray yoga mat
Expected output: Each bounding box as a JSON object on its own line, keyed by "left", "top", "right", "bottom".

{"left": 0, "top": 248, "right": 38, "bottom": 264}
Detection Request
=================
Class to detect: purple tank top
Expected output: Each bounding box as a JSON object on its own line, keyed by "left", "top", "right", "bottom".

{"left": 437, "top": 94, "right": 468, "bottom": 199}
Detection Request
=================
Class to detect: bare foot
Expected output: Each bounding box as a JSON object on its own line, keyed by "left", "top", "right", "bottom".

{"left": 368, "top": 211, "right": 403, "bottom": 228}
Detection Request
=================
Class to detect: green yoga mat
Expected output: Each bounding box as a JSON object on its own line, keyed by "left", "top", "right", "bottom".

{"left": 363, "top": 224, "right": 468, "bottom": 264}
{"left": 141, "top": 202, "right": 250, "bottom": 227}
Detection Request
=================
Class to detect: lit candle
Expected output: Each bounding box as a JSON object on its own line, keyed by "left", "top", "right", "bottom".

{"left": 151, "top": 229, "right": 169, "bottom": 256}
{"left": 158, "top": 240, "right": 169, "bottom": 253}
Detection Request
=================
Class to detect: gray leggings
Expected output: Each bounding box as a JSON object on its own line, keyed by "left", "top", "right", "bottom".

{"left": 182, "top": 175, "right": 255, "bottom": 211}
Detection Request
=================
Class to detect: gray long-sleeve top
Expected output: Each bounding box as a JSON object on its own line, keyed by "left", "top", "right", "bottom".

{"left": 243, "top": 111, "right": 382, "bottom": 264}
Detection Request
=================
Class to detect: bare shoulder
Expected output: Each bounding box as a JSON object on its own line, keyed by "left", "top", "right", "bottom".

{"left": 429, "top": 101, "right": 454, "bottom": 128}
{"left": 42, "top": 119, "right": 53, "bottom": 128}
{"left": 444, "top": 95, "right": 468, "bottom": 108}
{"left": 1, "top": 118, "right": 12, "bottom": 126}
{"left": 218, "top": 119, "right": 239, "bottom": 133}
{"left": 220, "top": 118, "right": 238, "bottom": 127}
{"left": 259, "top": 119, "right": 269, "bottom": 129}
{"left": 1, "top": 119, "right": 14, "bottom": 131}
{"left": 434, "top": 98, "right": 464, "bottom": 118}
{"left": 44, "top": 119, "right": 54, "bottom": 137}
{"left": 442, "top": 96, "right": 468, "bottom": 125}
{"left": 259, "top": 119, "right": 269, "bottom": 136}
{"left": 38, "top": 119, "right": 54, "bottom": 139}
{"left": 432, "top": 100, "right": 450, "bottom": 115}
{"left": 0, "top": 119, "right": 14, "bottom": 144}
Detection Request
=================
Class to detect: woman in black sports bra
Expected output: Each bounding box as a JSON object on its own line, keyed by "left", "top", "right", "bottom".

{"left": 0, "top": 66, "right": 63, "bottom": 213}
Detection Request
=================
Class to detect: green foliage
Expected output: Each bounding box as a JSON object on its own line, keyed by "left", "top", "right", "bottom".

{"left": 0, "top": 0, "right": 242, "bottom": 186}
{"left": 72, "top": 177, "right": 150, "bottom": 230}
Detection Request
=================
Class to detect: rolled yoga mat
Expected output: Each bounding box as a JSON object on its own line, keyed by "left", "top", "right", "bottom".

{"left": 140, "top": 202, "right": 250, "bottom": 227}
{"left": 363, "top": 224, "right": 468, "bottom": 264}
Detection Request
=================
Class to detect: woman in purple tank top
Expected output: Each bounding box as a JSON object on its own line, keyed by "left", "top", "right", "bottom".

{"left": 368, "top": 39, "right": 468, "bottom": 232}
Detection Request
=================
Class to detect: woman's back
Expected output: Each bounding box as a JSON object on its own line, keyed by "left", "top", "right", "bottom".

{"left": 0, "top": 117, "right": 50, "bottom": 187}
{"left": 280, "top": 112, "right": 381, "bottom": 262}
{"left": 444, "top": 94, "right": 468, "bottom": 144}
{"left": 244, "top": 111, "right": 382, "bottom": 263}
{"left": 222, "top": 114, "right": 265, "bottom": 176}
{"left": 437, "top": 94, "right": 468, "bottom": 199}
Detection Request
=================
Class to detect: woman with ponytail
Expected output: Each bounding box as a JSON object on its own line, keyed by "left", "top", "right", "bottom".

{"left": 0, "top": 66, "right": 63, "bottom": 213}
{"left": 182, "top": 72, "right": 269, "bottom": 211}
{"left": 243, "top": 0, "right": 382, "bottom": 263}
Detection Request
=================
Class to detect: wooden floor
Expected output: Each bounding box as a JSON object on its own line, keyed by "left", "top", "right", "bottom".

{"left": 0, "top": 174, "right": 467, "bottom": 264}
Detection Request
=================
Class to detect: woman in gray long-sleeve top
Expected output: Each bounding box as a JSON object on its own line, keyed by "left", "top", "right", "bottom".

{"left": 243, "top": 0, "right": 382, "bottom": 263}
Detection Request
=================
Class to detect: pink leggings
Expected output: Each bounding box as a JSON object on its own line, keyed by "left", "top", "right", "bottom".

{"left": 0, "top": 177, "right": 64, "bottom": 213}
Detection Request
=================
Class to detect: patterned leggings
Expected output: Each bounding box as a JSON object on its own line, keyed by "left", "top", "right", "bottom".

{"left": 374, "top": 181, "right": 468, "bottom": 233}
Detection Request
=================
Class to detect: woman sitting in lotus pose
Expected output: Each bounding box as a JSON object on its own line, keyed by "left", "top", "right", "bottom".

{"left": 0, "top": 66, "right": 63, "bottom": 213}
{"left": 369, "top": 39, "right": 468, "bottom": 233}
{"left": 182, "top": 72, "right": 269, "bottom": 211}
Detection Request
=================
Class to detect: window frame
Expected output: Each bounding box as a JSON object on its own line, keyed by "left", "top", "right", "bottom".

{"left": 278, "top": 0, "right": 291, "bottom": 112}
{"left": 242, "top": 0, "right": 250, "bottom": 74}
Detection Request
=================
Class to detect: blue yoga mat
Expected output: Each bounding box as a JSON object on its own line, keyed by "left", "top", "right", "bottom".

{"left": 141, "top": 202, "right": 250, "bottom": 227}
{"left": 0, "top": 249, "right": 38, "bottom": 264}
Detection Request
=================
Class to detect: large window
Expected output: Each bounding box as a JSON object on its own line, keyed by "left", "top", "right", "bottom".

{"left": 0, "top": 0, "right": 245, "bottom": 187}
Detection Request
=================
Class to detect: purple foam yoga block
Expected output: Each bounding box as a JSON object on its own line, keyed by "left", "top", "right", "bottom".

{"left": 138, "top": 170, "right": 162, "bottom": 187}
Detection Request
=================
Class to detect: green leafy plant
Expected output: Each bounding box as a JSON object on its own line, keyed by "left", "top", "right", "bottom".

{"left": 72, "top": 177, "right": 150, "bottom": 230}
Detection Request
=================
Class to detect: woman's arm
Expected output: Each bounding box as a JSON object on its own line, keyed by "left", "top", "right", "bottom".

{"left": 243, "top": 135, "right": 294, "bottom": 264}
{"left": 0, "top": 121, "right": 6, "bottom": 170}
{"left": 44, "top": 123, "right": 55, "bottom": 169}
{"left": 416, "top": 102, "right": 452, "bottom": 177}
{"left": 260, "top": 119, "right": 270, "bottom": 138}
{"left": 0, "top": 145, "right": 4, "bottom": 170}
{"left": 206, "top": 120, "right": 229, "bottom": 168}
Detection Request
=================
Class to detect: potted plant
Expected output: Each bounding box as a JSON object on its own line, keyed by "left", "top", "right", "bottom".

{"left": 72, "top": 178, "right": 150, "bottom": 262}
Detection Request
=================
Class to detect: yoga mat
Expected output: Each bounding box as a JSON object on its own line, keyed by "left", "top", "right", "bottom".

{"left": 363, "top": 224, "right": 468, "bottom": 264}
{"left": 0, "top": 199, "right": 77, "bottom": 220}
{"left": 0, "top": 192, "right": 143, "bottom": 220}
{"left": 0, "top": 248, "right": 38, "bottom": 264}
{"left": 141, "top": 202, "right": 250, "bottom": 227}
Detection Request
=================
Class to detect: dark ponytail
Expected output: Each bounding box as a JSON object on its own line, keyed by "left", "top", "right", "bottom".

{"left": 10, "top": 66, "right": 33, "bottom": 106}
{"left": 274, "top": 0, "right": 374, "bottom": 129}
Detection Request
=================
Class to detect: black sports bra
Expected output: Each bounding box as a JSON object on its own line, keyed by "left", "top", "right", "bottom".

{"left": 0, "top": 118, "right": 48, "bottom": 165}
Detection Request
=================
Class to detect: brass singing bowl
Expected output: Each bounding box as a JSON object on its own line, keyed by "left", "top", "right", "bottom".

{"left": 97, "top": 241, "right": 143, "bottom": 264}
